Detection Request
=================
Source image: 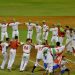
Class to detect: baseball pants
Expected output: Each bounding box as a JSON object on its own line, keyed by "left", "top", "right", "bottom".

{"left": 7, "top": 49, "right": 16, "bottom": 70}
{"left": 12, "top": 30, "right": 19, "bottom": 38}
{"left": 36, "top": 33, "right": 42, "bottom": 44}
{"left": 20, "top": 53, "right": 30, "bottom": 71}
{"left": 27, "top": 30, "right": 33, "bottom": 39}
{"left": 43, "top": 32, "right": 48, "bottom": 40}
{"left": 1, "top": 32, "right": 8, "bottom": 41}
{"left": 1, "top": 52, "right": 8, "bottom": 69}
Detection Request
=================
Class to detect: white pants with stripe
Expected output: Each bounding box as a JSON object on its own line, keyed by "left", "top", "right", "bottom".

{"left": 12, "top": 30, "right": 19, "bottom": 38}
{"left": 36, "top": 33, "right": 42, "bottom": 44}
{"left": 20, "top": 53, "right": 30, "bottom": 71}
{"left": 1, "top": 52, "right": 8, "bottom": 69}
{"left": 7, "top": 49, "right": 16, "bottom": 69}
{"left": 43, "top": 31, "right": 48, "bottom": 40}
{"left": 27, "top": 30, "right": 33, "bottom": 39}
{"left": 1, "top": 32, "right": 8, "bottom": 41}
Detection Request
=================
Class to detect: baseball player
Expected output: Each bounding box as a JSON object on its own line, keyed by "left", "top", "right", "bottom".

{"left": 32, "top": 43, "right": 44, "bottom": 73}
{"left": 58, "top": 26, "right": 65, "bottom": 46}
{"left": 65, "top": 26, "right": 72, "bottom": 53}
{"left": 9, "top": 19, "right": 21, "bottom": 38}
{"left": 20, "top": 39, "right": 32, "bottom": 72}
{"left": 42, "top": 43, "right": 53, "bottom": 75}
{"left": 0, "top": 20, "right": 8, "bottom": 41}
{"left": 25, "top": 20, "right": 35, "bottom": 40}
{"left": 42, "top": 20, "right": 49, "bottom": 43}
{"left": 7, "top": 36, "right": 20, "bottom": 71}
{"left": 71, "top": 29, "right": 75, "bottom": 56}
{"left": 0, "top": 38, "right": 10, "bottom": 70}
{"left": 43, "top": 40, "right": 72, "bottom": 75}
{"left": 50, "top": 24, "right": 58, "bottom": 44}
{"left": 35, "top": 22, "right": 42, "bottom": 44}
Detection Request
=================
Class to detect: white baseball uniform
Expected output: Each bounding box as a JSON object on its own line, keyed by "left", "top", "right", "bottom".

{"left": 50, "top": 27, "right": 58, "bottom": 42}
{"left": 0, "top": 23, "right": 8, "bottom": 41}
{"left": 72, "top": 31, "right": 75, "bottom": 49}
{"left": 34, "top": 45, "right": 44, "bottom": 67}
{"left": 42, "top": 46, "right": 53, "bottom": 73}
{"left": 25, "top": 22, "right": 35, "bottom": 39}
{"left": 65, "top": 30, "right": 72, "bottom": 52}
{"left": 0, "top": 42, "right": 9, "bottom": 69}
{"left": 9, "top": 22, "right": 20, "bottom": 38}
{"left": 35, "top": 25, "right": 42, "bottom": 44}
{"left": 20, "top": 44, "right": 32, "bottom": 71}
{"left": 43, "top": 24, "right": 49, "bottom": 41}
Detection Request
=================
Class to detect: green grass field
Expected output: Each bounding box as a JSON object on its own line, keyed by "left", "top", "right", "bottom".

{"left": 0, "top": 27, "right": 75, "bottom": 75}
{"left": 0, "top": 0, "right": 75, "bottom": 16}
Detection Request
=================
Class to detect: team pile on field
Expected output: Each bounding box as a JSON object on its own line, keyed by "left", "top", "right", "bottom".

{"left": 0, "top": 19, "right": 75, "bottom": 75}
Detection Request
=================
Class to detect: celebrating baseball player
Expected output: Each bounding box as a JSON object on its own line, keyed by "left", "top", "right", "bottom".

{"left": 0, "top": 20, "right": 8, "bottom": 41}
{"left": 0, "top": 38, "right": 10, "bottom": 70}
{"left": 25, "top": 20, "right": 35, "bottom": 40}
{"left": 50, "top": 24, "right": 58, "bottom": 44}
{"left": 7, "top": 36, "right": 20, "bottom": 71}
{"left": 34, "top": 22, "right": 42, "bottom": 44}
{"left": 9, "top": 19, "right": 21, "bottom": 38}
{"left": 20, "top": 39, "right": 32, "bottom": 72}
{"left": 42, "top": 20, "right": 49, "bottom": 43}
{"left": 65, "top": 26, "right": 72, "bottom": 53}
{"left": 32, "top": 43, "right": 44, "bottom": 73}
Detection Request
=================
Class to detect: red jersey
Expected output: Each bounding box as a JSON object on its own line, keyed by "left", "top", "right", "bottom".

{"left": 10, "top": 40, "right": 20, "bottom": 49}
{"left": 58, "top": 27, "right": 65, "bottom": 37}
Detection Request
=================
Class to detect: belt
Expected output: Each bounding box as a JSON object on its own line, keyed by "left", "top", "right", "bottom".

{"left": 28, "top": 30, "right": 32, "bottom": 31}
{"left": 24, "top": 52, "right": 30, "bottom": 54}
{"left": 2, "top": 31, "right": 6, "bottom": 33}
{"left": 53, "top": 35, "right": 57, "bottom": 36}
{"left": 14, "top": 30, "right": 18, "bottom": 31}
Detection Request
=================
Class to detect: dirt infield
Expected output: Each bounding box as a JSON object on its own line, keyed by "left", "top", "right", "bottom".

{"left": 0, "top": 16, "right": 75, "bottom": 29}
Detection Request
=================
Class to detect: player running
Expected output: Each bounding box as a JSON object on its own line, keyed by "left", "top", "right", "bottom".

{"left": 7, "top": 36, "right": 20, "bottom": 71}
{"left": 32, "top": 43, "right": 44, "bottom": 73}
{"left": 0, "top": 20, "right": 8, "bottom": 41}
{"left": 20, "top": 39, "right": 32, "bottom": 72}
{"left": 9, "top": 19, "right": 21, "bottom": 38}
{"left": 0, "top": 38, "right": 10, "bottom": 70}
